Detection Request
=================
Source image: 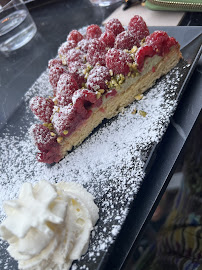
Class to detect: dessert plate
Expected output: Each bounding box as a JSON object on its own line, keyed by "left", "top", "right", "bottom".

{"left": 0, "top": 27, "right": 201, "bottom": 270}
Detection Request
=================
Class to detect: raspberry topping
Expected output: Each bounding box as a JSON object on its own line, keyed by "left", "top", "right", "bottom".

{"left": 106, "top": 48, "right": 132, "bottom": 75}
{"left": 128, "top": 15, "right": 149, "bottom": 42}
{"left": 168, "top": 37, "right": 178, "bottom": 47}
{"left": 31, "top": 124, "right": 61, "bottom": 164}
{"left": 52, "top": 104, "right": 77, "bottom": 136}
{"left": 145, "top": 31, "right": 171, "bottom": 55}
{"left": 31, "top": 124, "right": 57, "bottom": 152}
{"left": 58, "top": 40, "right": 77, "bottom": 57}
{"left": 136, "top": 31, "right": 179, "bottom": 71}
{"left": 56, "top": 73, "right": 78, "bottom": 106}
{"left": 68, "top": 61, "right": 86, "bottom": 88}
{"left": 48, "top": 58, "right": 63, "bottom": 69}
{"left": 87, "top": 66, "right": 110, "bottom": 91}
{"left": 36, "top": 150, "right": 62, "bottom": 164}
{"left": 30, "top": 96, "right": 54, "bottom": 123}
{"left": 49, "top": 65, "right": 68, "bottom": 95}
{"left": 73, "top": 89, "right": 102, "bottom": 118}
{"left": 135, "top": 45, "right": 155, "bottom": 71}
{"left": 67, "top": 30, "right": 83, "bottom": 44}
{"left": 99, "top": 30, "right": 115, "bottom": 48}
{"left": 86, "top": 24, "right": 102, "bottom": 40}
{"left": 77, "top": 39, "right": 90, "bottom": 53}
{"left": 105, "top": 18, "right": 124, "bottom": 36}
{"left": 65, "top": 48, "right": 85, "bottom": 64}
{"left": 87, "top": 39, "right": 106, "bottom": 66}
{"left": 114, "top": 30, "right": 139, "bottom": 50}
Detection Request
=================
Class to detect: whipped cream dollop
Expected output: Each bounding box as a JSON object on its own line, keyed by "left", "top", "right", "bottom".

{"left": 0, "top": 181, "right": 99, "bottom": 270}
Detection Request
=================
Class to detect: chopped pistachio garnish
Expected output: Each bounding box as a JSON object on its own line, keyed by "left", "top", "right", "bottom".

{"left": 83, "top": 69, "right": 88, "bottom": 75}
{"left": 131, "top": 108, "right": 137, "bottom": 114}
{"left": 83, "top": 64, "right": 93, "bottom": 78}
{"left": 43, "top": 123, "right": 49, "bottom": 127}
{"left": 111, "top": 78, "right": 118, "bottom": 86}
{"left": 127, "top": 72, "right": 131, "bottom": 77}
{"left": 57, "top": 137, "right": 64, "bottom": 143}
{"left": 86, "top": 64, "right": 92, "bottom": 70}
{"left": 130, "top": 46, "right": 138, "bottom": 54}
{"left": 96, "top": 92, "right": 101, "bottom": 99}
{"left": 140, "top": 37, "right": 146, "bottom": 46}
{"left": 129, "top": 62, "right": 138, "bottom": 73}
{"left": 50, "top": 132, "right": 56, "bottom": 137}
{"left": 61, "top": 56, "right": 66, "bottom": 65}
{"left": 120, "top": 74, "right": 125, "bottom": 81}
{"left": 98, "top": 89, "right": 105, "bottom": 94}
{"left": 116, "top": 74, "right": 120, "bottom": 81}
{"left": 134, "top": 94, "right": 143, "bottom": 101}
{"left": 63, "top": 130, "right": 68, "bottom": 135}
{"left": 48, "top": 123, "right": 53, "bottom": 130}
{"left": 139, "top": 110, "right": 147, "bottom": 117}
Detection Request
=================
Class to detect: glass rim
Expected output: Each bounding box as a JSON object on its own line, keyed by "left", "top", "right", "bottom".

{"left": 0, "top": 0, "right": 24, "bottom": 11}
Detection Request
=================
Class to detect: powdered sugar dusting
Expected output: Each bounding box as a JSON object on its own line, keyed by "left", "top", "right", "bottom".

{"left": 0, "top": 39, "right": 189, "bottom": 270}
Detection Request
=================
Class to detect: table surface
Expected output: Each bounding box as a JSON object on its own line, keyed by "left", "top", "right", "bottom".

{"left": 0, "top": 1, "right": 202, "bottom": 269}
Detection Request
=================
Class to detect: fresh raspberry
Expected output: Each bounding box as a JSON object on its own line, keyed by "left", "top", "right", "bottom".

{"left": 106, "top": 48, "right": 132, "bottom": 75}
{"left": 167, "top": 37, "right": 178, "bottom": 48}
{"left": 58, "top": 40, "right": 77, "bottom": 57}
{"left": 36, "top": 150, "right": 62, "bottom": 164}
{"left": 68, "top": 61, "right": 86, "bottom": 88}
{"left": 67, "top": 30, "right": 83, "bottom": 44}
{"left": 86, "top": 24, "right": 102, "bottom": 40}
{"left": 52, "top": 104, "right": 77, "bottom": 136}
{"left": 87, "top": 39, "right": 106, "bottom": 66}
{"left": 30, "top": 96, "right": 54, "bottom": 123}
{"left": 145, "top": 31, "right": 171, "bottom": 55}
{"left": 135, "top": 45, "right": 155, "bottom": 71}
{"left": 114, "top": 30, "right": 138, "bottom": 50}
{"left": 48, "top": 58, "right": 63, "bottom": 69}
{"left": 31, "top": 124, "right": 57, "bottom": 152}
{"left": 128, "top": 15, "right": 149, "bottom": 43}
{"left": 77, "top": 39, "right": 90, "bottom": 53}
{"left": 56, "top": 73, "right": 78, "bottom": 106}
{"left": 105, "top": 18, "right": 124, "bottom": 36}
{"left": 49, "top": 65, "right": 68, "bottom": 95}
{"left": 52, "top": 90, "right": 103, "bottom": 136}
{"left": 65, "top": 48, "right": 85, "bottom": 64}
{"left": 87, "top": 66, "right": 110, "bottom": 91}
{"left": 99, "top": 30, "right": 115, "bottom": 48}
{"left": 73, "top": 89, "right": 102, "bottom": 118}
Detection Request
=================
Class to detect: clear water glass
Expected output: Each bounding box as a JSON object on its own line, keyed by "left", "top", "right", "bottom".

{"left": 89, "top": 0, "right": 122, "bottom": 6}
{"left": 0, "top": 0, "right": 37, "bottom": 52}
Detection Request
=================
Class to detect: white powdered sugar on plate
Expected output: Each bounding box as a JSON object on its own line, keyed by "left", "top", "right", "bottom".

{"left": 0, "top": 56, "right": 189, "bottom": 269}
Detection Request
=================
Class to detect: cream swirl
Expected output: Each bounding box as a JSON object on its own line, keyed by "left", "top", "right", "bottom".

{"left": 0, "top": 181, "right": 99, "bottom": 270}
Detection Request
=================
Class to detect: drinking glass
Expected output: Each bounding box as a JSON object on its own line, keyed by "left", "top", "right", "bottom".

{"left": 89, "top": 0, "right": 122, "bottom": 6}
{"left": 0, "top": 0, "right": 37, "bottom": 52}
